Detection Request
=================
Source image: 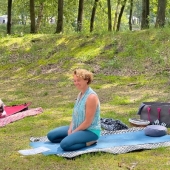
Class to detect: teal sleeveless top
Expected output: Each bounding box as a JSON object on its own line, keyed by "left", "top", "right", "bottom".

{"left": 72, "top": 87, "right": 101, "bottom": 137}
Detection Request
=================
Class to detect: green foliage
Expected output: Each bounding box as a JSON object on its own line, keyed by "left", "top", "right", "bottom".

{"left": 1, "top": 0, "right": 170, "bottom": 35}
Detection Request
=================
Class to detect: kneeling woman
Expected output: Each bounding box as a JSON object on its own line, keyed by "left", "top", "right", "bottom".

{"left": 47, "top": 69, "right": 101, "bottom": 151}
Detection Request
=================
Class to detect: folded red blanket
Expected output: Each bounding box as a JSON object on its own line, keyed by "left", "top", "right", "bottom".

{"left": 0, "top": 102, "right": 31, "bottom": 118}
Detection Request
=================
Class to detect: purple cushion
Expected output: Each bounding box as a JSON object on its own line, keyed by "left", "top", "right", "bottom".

{"left": 144, "top": 125, "right": 167, "bottom": 137}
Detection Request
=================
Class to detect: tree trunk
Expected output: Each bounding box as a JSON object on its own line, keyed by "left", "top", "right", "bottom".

{"left": 30, "top": 0, "right": 36, "bottom": 33}
{"left": 77, "top": 0, "right": 84, "bottom": 32}
{"left": 36, "top": 2, "right": 44, "bottom": 32}
{"left": 113, "top": 0, "right": 120, "bottom": 31}
{"left": 7, "top": 0, "right": 12, "bottom": 34}
{"left": 129, "top": 0, "right": 133, "bottom": 31}
{"left": 90, "top": 0, "right": 99, "bottom": 32}
{"left": 107, "top": 0, "right": 112, "bottom": 31}
{"left": 56, "top": 0, "right": 64, "bottom": 33}
{"left": 116, "top": 0, "right": 127, "bottom": 31}
{"left": 141, "top": 0, "right": 149, "bottom": 29}
{"left": 21, "top": 14, "right": 25, "bottom": 25}
{"left": 155, "top": 0, "right": 166, "bottom": 28}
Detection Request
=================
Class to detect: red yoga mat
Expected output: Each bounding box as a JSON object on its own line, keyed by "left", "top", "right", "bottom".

{"left": 4, "top": 102, "right": 31, "bottom": 116}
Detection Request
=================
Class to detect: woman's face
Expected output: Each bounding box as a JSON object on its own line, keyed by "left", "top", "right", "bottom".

{"left": 73, "top": 74, "right": 88, "bottom": 90}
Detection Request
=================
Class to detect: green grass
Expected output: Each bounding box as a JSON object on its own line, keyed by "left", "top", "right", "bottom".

{"left": 0, "top": 28, "right": 170, "bottom": 169}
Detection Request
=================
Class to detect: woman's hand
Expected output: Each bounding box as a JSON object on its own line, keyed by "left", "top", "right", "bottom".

{"left": 68, "top": 121, "right": 73, "bottom": 135}
{"left": 68, "top": 128, "right": 72, "bottom": 135}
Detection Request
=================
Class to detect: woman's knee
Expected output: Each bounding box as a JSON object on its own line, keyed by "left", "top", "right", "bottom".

{"left": 47, "top": 131, "right": 55, "bottom": 142}
{"left": 60, "top": 139, "right": 70, "bottom": 151}
{"left": 47, "top": 126, "right": 69, "bottom": 143}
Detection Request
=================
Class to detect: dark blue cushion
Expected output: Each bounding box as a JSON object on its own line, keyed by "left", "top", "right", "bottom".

{"left": 144, "top": 125, "right": 167, "bottom": 137}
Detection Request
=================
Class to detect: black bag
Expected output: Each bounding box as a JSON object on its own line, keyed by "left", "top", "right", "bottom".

{"left": 138, "top": 102, "right": 170, "bottom": 127}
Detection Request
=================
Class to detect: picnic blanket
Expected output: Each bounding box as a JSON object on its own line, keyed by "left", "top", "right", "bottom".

{"left": 0, "top": 107, "right": 43, "bottom": 127}
{"left": 29, "top": 128, "right": 170, "bottom": 158}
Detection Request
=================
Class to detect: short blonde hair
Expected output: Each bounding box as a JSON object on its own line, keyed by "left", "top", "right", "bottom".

{"left": 74, "top": 69, "right": 93, "bottom": 84}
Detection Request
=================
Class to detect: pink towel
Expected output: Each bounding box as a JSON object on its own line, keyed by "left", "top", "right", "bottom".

{"left": 0, "top": 107, "right": 43, "bottom": 127}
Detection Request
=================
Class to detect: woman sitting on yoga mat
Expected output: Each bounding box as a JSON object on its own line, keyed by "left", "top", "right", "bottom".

{"left": 47, "top": 69, "right": 101, "bottom": 151}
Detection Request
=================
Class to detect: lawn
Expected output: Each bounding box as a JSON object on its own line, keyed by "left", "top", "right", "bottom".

{"left": 0, "top": 28, "right": 170, "bottom": 169}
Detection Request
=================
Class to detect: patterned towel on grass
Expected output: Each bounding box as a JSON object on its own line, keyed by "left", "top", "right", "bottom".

{"left": 29, "top": 127, "right": 170, "bottom": 158}
{"left": 0, "top": 107, "right": 43, "bottom": 127}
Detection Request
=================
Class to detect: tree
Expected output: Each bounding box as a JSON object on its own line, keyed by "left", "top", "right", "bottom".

{"left": 141, "top": 0, "right": 149, "bottom": 29}
{"left": 155, "top": 0, "right": 166, "bottom": 28}
{"left": 90, "top": 0, "right": 99, "bottom": 32}
{"left": 30, "top": 0, "right": 36, "bottom": 33}
{"left": 116, "top": 0, "right": 127, "bottom": 31}
{"left": 107, "top": 0, "right": 112, "bottom": 31}
{"left": 36, "top": 1, "right": 44, "bottom": 32}
{"left": 129, "top": 0, "right": 133, "bottom": 31}
{"left": 56, "top": 0, "right": 64, "bottom": 33}
{"left": 113, "top": 0, "right": 120, "bottom": 31}
{"left": 7, "top": 0, "right": 12, "bottom": 34}
{"left": 77, "top": 0, "right": 84, "bottom": 32}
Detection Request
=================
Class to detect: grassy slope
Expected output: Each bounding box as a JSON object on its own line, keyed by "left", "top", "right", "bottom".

{"left": 0, "top": 28, "right": 170, "bottom": 169}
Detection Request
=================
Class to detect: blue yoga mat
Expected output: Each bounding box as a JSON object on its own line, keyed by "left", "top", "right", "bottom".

{"left": 30, "top": 130, "right": 170, "bottom": 157}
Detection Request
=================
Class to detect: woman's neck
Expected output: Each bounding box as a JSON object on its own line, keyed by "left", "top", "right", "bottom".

{"left": 80, "top": 86, "right": 89, "bottom": 95}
